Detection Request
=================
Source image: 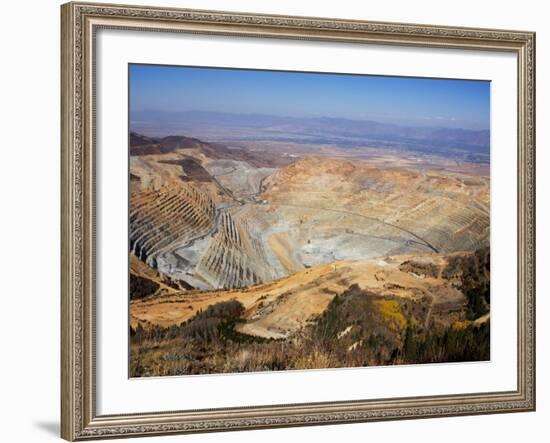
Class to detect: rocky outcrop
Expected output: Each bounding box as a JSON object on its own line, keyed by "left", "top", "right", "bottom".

{"left": 129, "top": 183, "right": 216, "bottom": 269}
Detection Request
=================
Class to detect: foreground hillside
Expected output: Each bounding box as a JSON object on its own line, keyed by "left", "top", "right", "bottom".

{"left": 130, "top": 247, "right": 490, "bottom": 376}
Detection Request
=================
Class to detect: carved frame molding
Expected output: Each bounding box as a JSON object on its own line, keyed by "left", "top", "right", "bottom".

{"left": 61, "top": 2, "right": 535, "bottom": 440}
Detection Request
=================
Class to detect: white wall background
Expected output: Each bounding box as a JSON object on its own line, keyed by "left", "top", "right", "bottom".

{"left": 0, "top": 0, "right": 547, "bottom": 442}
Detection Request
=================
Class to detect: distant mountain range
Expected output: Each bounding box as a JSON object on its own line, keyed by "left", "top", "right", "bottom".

{"left": 130, "top": 110, "right": 490, "bottom": 156}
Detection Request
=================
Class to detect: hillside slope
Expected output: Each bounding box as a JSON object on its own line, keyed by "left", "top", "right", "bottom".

{"left": 131, "top": 248, "right": 489, "bottom": 338}
{"left": 130, "top": 247, "right": 490, "bottom": 376}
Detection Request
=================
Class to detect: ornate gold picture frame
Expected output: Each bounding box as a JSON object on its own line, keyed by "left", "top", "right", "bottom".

{"left": 61, "top": 2, "right": 535, "bottom": 440}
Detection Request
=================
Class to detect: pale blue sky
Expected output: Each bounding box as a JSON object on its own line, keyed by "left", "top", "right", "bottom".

{"left": 129, "top": 64, "right": 490, "bottom": 130}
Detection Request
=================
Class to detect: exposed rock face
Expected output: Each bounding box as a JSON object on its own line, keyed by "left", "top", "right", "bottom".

{"left": 262, "top": 156, "right": 489, "bottom": 257}
{"left": 129, "top": 183, "right": 277, "bottom": 290}
{"left": 129, "top": 135, "right": 489, "bottom": 294}
{"left": 194, "top": 211, "right": 275, "bottom": 289}
{"left": 129, "top": 184, "right": 216, "bottom": 268}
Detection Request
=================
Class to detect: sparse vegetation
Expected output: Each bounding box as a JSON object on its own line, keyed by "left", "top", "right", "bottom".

{"left": 129, "top": 274, "right": 160, "bottom": 300}
{"left": 399, "top": 260, "right": 439, "bottom": 278}
{"left": 130, "top": 275, "right": 490, "bottom": 376}
{"left": 444, "top": 247, "right": 490, "bottom": 320}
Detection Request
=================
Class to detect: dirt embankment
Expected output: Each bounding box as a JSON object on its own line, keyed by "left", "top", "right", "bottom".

{"left": 131, "top": 249, "right": 487, "bottom": 338}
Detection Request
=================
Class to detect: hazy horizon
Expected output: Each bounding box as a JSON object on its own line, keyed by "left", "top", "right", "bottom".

{"left": 131, "top": 108, "right": 491, "bottom": 131}
{"left": 129, "top": 64, "right": 491, "bottom": 131}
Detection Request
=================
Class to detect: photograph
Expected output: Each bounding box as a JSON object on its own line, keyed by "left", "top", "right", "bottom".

{"left": 57, "top": 2, "right": 537, "bottom": 440}
{"left": 128, "top": 64, "right": 491, "bottom": 377}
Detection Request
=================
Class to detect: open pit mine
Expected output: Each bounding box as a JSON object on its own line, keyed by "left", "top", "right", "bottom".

{"left": 128, "top": 133, "right": 491, "bottom": 376}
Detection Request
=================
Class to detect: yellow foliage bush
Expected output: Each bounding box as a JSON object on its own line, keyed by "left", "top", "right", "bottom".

{"left": 374, "top": 299, "right": 406, "bottom": 330}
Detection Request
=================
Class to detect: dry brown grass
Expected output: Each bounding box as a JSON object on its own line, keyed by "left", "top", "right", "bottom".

{"left": 293, "top": 350, "right": 334, "bottom": 370}
{"left": 131, "top": 251, "right": 471, "bottom": 336}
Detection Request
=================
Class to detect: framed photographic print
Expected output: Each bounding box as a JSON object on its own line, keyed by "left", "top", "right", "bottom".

{"left": 61, "top": 1, "right": 536, "bottom": 440}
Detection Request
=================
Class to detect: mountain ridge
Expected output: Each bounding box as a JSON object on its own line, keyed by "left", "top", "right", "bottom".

{"left": 130, "top": 110, "right": 490, "bottom": 154}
